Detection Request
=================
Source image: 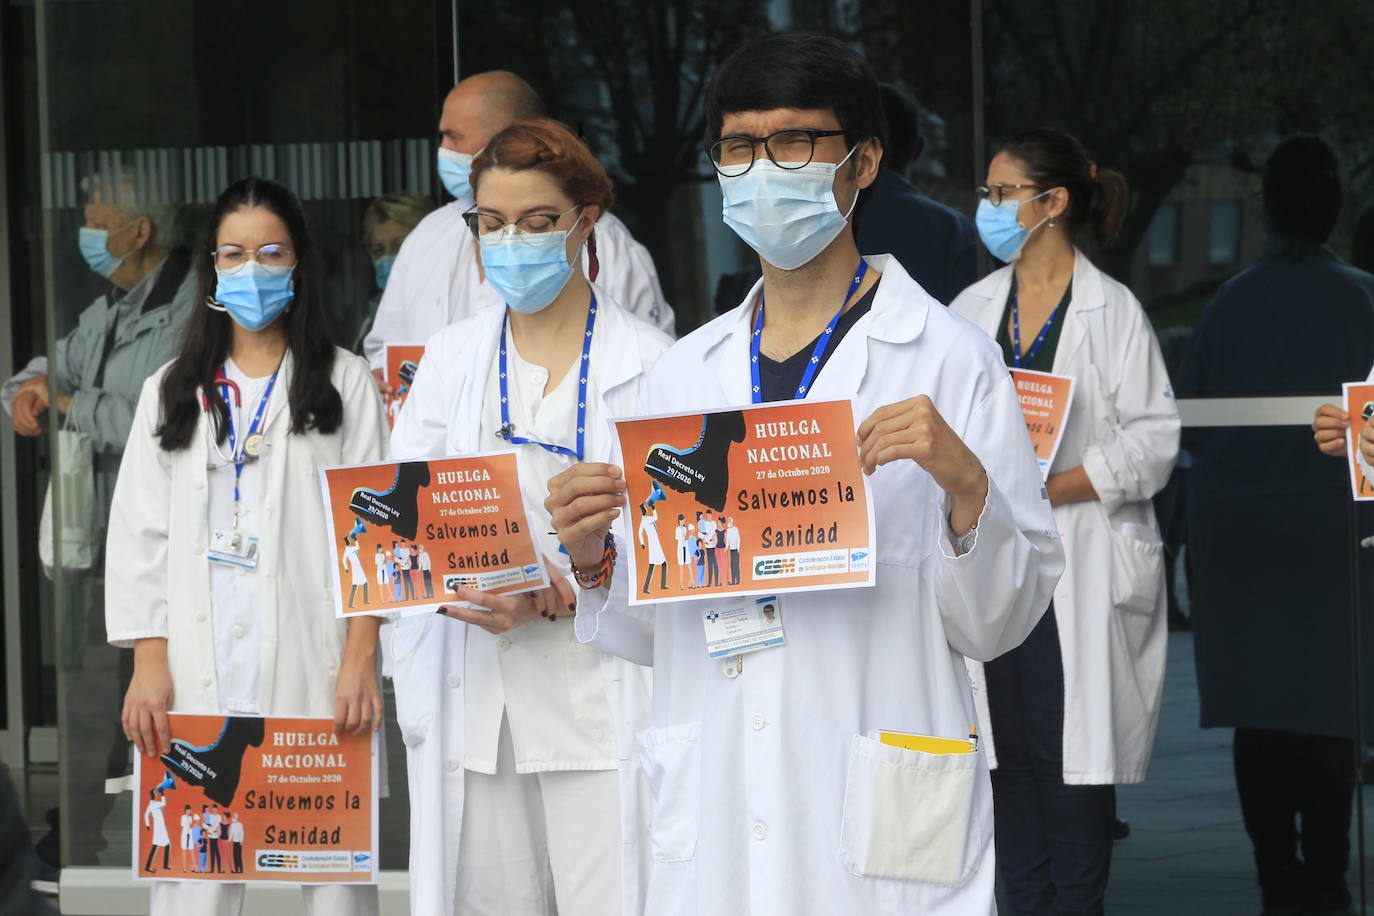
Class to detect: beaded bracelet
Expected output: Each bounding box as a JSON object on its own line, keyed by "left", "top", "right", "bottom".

{"left": 570, "top": 533, "right": 616, "bottom": 590}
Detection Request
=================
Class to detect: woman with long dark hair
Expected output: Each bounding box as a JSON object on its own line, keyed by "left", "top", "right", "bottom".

{"left": 952, "top": 128, "right": 1180, "bottom": 914}
{"left": 106, "top": 177, "right": 387, "bottom": 916}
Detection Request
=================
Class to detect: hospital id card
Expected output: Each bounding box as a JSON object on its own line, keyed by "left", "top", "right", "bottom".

{"left": 702, "top": 595, "right": 785, "bottom": 658}
{"left": 208, "top": 528, "right": 259, "bottom": 570}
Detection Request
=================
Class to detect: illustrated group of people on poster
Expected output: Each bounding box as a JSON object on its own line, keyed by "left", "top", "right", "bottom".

{"left": 142, "top": 790, "right": 245, "bottom": 876}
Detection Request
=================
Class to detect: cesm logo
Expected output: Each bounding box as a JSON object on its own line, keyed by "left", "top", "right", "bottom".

{"left": 849, "top": 549, "right": 870, "bottom": 571}
{"left": 353, "top": 851, "right": 372, "bottom": 871}
{"left": 256, "top": 852, "right": 301, "bottom": 870}
{"left": 523, "top": 564, "right": 542, "bottom": 580}
{"left": 753, "top": 557, "right": 797, "bottom": 577}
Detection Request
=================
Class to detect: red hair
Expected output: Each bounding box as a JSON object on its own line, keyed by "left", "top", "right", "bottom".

{"left": 471, "top": 119, "right": 615, "bottom": 279}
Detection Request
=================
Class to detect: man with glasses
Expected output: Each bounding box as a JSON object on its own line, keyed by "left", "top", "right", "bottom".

{"left": 546, "top": 33, "right": 1062, "bottom": 914}
{"left": 363, "top": 71, "right": 673, "bottom": 392}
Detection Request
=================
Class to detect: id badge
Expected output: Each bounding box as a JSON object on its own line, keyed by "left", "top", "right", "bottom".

{"left": 701, "top": 595, "right": 785, "bottom": 658}
{"left": 208, "top": 528, "right": 259, "bottom": 571}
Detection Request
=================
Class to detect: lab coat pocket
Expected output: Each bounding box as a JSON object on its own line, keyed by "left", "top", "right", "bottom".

{"left": 839, "top": 734, "right": 979, "bottom": 885}
{"left": 1108, "top": 523, "right": 1164, "bottom": 617}
{"left": 637, "top": 721, "right": 701, "bottom": 864}
{"left": 389, "top": 614, "right": 437, "bottom": 747}
{"left": 565, "top": 641, "right": 617, "bottom": 747}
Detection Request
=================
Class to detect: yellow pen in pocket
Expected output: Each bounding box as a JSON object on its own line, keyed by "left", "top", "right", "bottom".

{"left": 877, "top": 730, "right": 976, "bottom": 755}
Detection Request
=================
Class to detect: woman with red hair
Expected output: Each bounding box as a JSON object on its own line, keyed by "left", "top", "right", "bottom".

{"left": 387, "top": 118, "right": 670, "bottom": 916}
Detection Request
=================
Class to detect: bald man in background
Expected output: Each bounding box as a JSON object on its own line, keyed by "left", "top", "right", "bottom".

{"left": 364, "top": 71, "right": 674, "bottom": 384}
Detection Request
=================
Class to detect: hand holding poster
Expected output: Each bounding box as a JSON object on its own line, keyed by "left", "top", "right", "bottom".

{"left": 611, "top": 399, "right": 875, "bottom": 606}
{"left": 1343, "top": 382, "right": 1374, "bottom": 500}
{"left": 384, "top": 344, "right": 424, "bottom": 430}
{"left": 132, "top": 714, "right": 376, "bottom": 884}
{"left": 1010, "top": 369, "right": 1075, "bottom": 479}
{"left": 320, "top": 451, "right": 549, "bottom": 617}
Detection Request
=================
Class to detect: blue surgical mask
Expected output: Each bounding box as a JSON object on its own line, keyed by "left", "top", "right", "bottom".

{"left": 479, "top": 229, "right": 575, "bottom": 314}
{"left": 436, "top": 148, "right": 474, "bottom": 201}
{"left": 374, "top": 254, "right": 396, "bottom": 291}
{"left": 719, "top": 147, "right": 858, "bottom": 271}
{"left": 975, "top": 192, "right": 1050, "bottom": 262}
{"left": 211, "top": 262, "right": 296, "bottom": 331}
{"left": 78, "top": 223, "right": 136, "bottom": 278}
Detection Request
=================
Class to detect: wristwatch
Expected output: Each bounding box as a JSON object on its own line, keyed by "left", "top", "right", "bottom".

{"left": 953, "top": 524, "right": 978, "bottom": 556}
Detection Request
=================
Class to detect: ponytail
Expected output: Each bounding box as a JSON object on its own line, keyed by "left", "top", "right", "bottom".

{"left": 1000, "top": 128, "right": 1131, "bottom": 249}
{"left": 1088, "top": 167, "right": 1129, "bottom": 248}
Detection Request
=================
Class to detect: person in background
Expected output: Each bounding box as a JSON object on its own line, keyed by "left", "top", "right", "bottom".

{"left": 952, "top": 128, "right": 1179, "bottom": 916}
{"left": 857, "top": 84, "right": 977, "bottom": 305}
{"left": 0, "top": 164, "right": 199, "bottom": 874}
{"left": 1188, "top": 134, "right": 1374, "bottom": 916}
{"left": 5, "top": 167, "right": 196, "bottom": 456}
{"left": 106, "top": 176, "right": 387, "bottom": 916}
{"left": 0, "top": 767, "right": 56, "bottom": 913}
{"left": 388, "top": 117, "right": 666, "bottom": 915}
{"left": 351, "top": 194, "right": 434, "bottom": 354}
{"left": 363, "top": 70, "right": 674, "bottom": 391}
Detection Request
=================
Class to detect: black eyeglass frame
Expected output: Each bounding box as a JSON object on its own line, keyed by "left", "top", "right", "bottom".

{"left": 708, "top": 128, "right": 850, "bottom": 177}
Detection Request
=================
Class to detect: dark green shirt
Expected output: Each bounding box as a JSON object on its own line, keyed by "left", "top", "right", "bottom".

{"left": 995, "top": 275, "right": 1072, "bottom": 372}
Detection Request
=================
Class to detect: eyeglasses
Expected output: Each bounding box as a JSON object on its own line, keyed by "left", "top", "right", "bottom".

{"left": 211, "top": 244, "right": 296, "bottom": 272}
{"left": 709, "top": 128, "right": 849, "bottom": 177}
{"left": 976, "top": 183, "right": 1046, "bottom": 206}
{"left": 462, "top": 204, "right": 581, "bottom": 243}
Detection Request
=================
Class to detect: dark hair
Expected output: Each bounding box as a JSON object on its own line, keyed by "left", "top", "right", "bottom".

{"left": 1262, "top": 134, "right": 1340, "bottom": 244}
{"left": 704, "top": 33, "right": 888, "bottom": 212}
{"left": 999, "top": 128, "right": 1129, "bottom": 248}
{"left": 155, "top": 177, "right": 342, "bottom": 451}
{"left": 879, "top": 84, "right": 921, "bottom": 174}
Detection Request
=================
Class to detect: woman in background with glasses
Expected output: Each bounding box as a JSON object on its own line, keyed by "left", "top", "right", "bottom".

{"left": 387, "top": 118, "right": 669, "bottom": 916}
{"left": 106, "top": 176, "right": 388, "bottom": 916}
{"left": 951, "top": 128, "right": 1180, "bottom": 915}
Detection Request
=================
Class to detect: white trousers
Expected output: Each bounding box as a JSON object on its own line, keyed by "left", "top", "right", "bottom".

{"left": 150, "top": 880, "right": 378, "bottom": 916}
{"left": 455, "top": 717, "right": 622, "bottom": 916}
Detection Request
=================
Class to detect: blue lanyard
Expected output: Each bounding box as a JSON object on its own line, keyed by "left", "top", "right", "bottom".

{"left": 1010, "top": 291, "right": 1061, "bottom": 369}
{"left": 750, "top": 260, "right": 868, "bottom": 404}
{"left": 497, "top": 294, "right": 597, "bottom": 460}
{"left": 221, "top": 363, "right": 278, "bottom": 526}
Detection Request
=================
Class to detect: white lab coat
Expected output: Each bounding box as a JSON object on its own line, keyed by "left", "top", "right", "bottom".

{"left": 105, "top": 349, "right": 388, "bottom": 717}
{"left": 385, "top": 289, "right": 668, "bottom": 915}
{"left": 951, "top": 250, "right": 1180, "bottom": 784}
{"left": 363, "top": 201, "right": 675, "bottom": 369}
{"left": 145, "top": 797, "right": 171, "bottom": 847}
{"left": 576, "top": 255, "right": 1064, "bottom": 914}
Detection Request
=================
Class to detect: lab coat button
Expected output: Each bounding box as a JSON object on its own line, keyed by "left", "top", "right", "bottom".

{"left": 231, "top": 625, "right": 245, "bottom": 638}
{"left": 446, "top": 758, "right": 460, "bottom": 772}
{"left": 447, "top": 674, "right": 461, "bottom": 688}
{"left": 235, "top": 567, "right": 245, "bottom": 578}
{"left": 723, "top": 662, "right": 739, "bottom": 678}
{"left": 752, "top": 823, "right": 767, "bottom": 841}
{"left": 497, "top": 637, "right": 511, "bottom": 651}
{"left": 200, "top": 674, "right": 212, "bottom": 687}
{"left": 196, "top": 613, "right": 207, "bottom": 623}
{"left": 194, "top": 480, "right": 204, "bottom": 490}
{"left": 750, "top": 714, "right": 765, "bottom": 731}
{"left": 194, "top": 544, "right": 205, "bottom": 556}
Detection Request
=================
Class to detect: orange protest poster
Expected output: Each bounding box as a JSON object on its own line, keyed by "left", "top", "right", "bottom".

{"left": 1343, "top": 382, "right": 1374, "bottom": 500}
{"left": 384, "top": 343, "right": 425, "bottom": 430}
{"left": 612, "top": 399, "right": 875, "bottom": 606}
{"left": 319, "top": 450, "right": 549, "bottom": 618}
{"left": 1010, "top": 369, "right": 1075, "bottom": 479}
{"left": 132, "top": 714, "right": 376, "bottom": 884}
